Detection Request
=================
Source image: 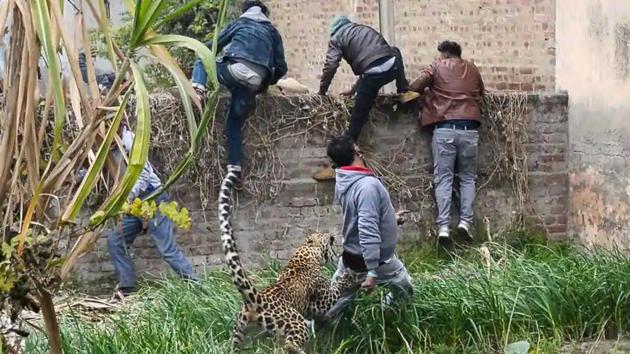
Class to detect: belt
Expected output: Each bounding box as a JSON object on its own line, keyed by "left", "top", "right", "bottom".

{"left": 435, "top": 120, "right": 479, "bottom": 131}
{"left": 342, "top": 251, "right": 390, "bottom": 272}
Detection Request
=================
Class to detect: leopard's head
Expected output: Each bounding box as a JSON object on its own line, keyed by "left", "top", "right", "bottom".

{"left": 303, "top": 232, "right": 337, "bottom": 265}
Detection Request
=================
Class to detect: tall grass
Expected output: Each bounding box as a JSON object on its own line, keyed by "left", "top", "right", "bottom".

{"left": 25, "top": 244, "right": 630, "bottom": 353}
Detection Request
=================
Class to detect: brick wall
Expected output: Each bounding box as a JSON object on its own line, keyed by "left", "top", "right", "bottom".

{"left": 72, "top": 92, "right": 569, "bottom": 293}
{"left": 266, "top": 0, "right": 556, "bottom": 93}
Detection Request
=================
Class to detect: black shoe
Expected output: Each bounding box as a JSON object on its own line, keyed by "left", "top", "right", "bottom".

{"left": 113, "top": 285, "right": 135, "bottom": 301}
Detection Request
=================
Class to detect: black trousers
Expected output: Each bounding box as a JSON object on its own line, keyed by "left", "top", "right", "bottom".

{"left": 346, "top": 49, "right": 409, "bottom": 141}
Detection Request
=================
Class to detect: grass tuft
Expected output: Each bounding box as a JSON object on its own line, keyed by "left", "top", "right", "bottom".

{"left": 26, "top": 243, "right": 630, "bottom": 353}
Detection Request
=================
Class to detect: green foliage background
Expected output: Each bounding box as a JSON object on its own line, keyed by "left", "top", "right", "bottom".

{"left": 93, "top": 0, "right": 240, "bottom": 89}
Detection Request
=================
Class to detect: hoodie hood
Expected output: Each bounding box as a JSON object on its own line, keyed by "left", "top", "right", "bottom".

{"left": 240, "top": 6, "right": 270, "bottom": 23}
{"left": 329, "top": 15, "right": 352, "bottom": 37}
{"left": 335, "top": 167, "right": 373, "bottom": 198}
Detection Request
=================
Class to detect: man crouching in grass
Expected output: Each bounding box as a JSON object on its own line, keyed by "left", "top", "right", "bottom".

{"left": 324, "top": 135, "right": 413, "bottom": 321}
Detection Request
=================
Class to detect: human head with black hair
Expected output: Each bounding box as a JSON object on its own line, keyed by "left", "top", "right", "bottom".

{"left": 327, "top": 135, "right": 364, "bottom": 168}
{"left": 437, "top": 40, "right": 462, "bottom": 59}
{"left": 242, "top": 0, "right": 269, "bottom": 16}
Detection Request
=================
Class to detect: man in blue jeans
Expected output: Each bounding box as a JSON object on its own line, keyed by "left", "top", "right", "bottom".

{"left": 409, "top": 41, "right": 485, "bottom": 240}
{"left": 191, "top": 0, "right": 287, "bottom": 189}
{"left": 107, "top": 126, "right": 197, "bottom": 299}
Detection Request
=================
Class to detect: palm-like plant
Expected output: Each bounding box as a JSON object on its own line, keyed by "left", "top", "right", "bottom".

{"left": 0, "top": 0, "right": 227, "bottom": 352}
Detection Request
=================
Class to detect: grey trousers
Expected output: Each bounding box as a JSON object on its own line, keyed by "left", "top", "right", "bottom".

{"left": 431, "top": 128, "right": 479, "bottom": 227}
{"left": 324, "top": 254, "right": 413, "bottom": 320}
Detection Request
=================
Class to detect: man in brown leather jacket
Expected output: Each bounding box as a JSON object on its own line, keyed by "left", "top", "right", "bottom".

{"left": 313, "top": 16, "right": 411, "bottom": 181}
{"left": 409, "top": 41, "right": 485, "bottom": 241}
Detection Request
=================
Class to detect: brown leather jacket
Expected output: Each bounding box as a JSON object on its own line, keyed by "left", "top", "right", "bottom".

{"left": 319, "top": 23, "right": 396, "bottom": 95}
{"left": 410, "top": 58, "right": 485, "bottom": 127}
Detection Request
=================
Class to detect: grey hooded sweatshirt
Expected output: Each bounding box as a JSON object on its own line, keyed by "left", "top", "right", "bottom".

{"left": 335, "top": 167, "right": 399, "bottom": 271}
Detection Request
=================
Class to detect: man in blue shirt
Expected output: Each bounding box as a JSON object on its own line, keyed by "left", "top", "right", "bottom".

{"left": 106, "top": 126, "right": 197, "bottom": 299}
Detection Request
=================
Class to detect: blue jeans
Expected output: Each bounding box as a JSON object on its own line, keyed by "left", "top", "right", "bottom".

{"left": 192, "top": 59, "right": 257, "bottom": 166}
{"left": 106, "top": 194, "right": 196, "bottom": 290}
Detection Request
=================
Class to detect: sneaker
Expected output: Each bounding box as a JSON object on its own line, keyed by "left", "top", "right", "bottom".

{"left": 305, "top": 319, "right": 315, "bottom": 335}
{"left": 383, "top": 291, "right": 394, "bottom": 306}
{"left": 397, "top": 91, "right": 421, "bottom": 104}
{"left": 437, "top": 225, "right": 450, "bottom": 239}
{"left": 312, "top": 165, "right": 336, "bottom": 182}
{"left": 112, "top": 285, "right": 134, "bottom": 301}
{"left": 457, "top": 221, "right": 473, "bottom": 240}
{"left": 183, "top": 275, "right": 201, "bottom": 286}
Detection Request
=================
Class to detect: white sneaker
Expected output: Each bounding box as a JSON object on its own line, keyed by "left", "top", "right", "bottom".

{"left": 457, "top": 221, "right": 473, "bottom": 240}
{"left": 305, "top": 319, "right": 315, "bottom": 336}
{"left": 438, "top": 225, "right": 450, "bottom": 239}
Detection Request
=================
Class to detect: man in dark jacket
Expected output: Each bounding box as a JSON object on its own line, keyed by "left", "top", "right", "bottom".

{"left": 323, "top": 135, "right": 412, "bottom": 321}
{"left": 409, "top": 41, "right": 485, "bottom": 240}
{"left": 191, "top": 0, "right": 287, "bottom": 188}
{"left": 314, "top": 16, "right": 412, "bottom": 181}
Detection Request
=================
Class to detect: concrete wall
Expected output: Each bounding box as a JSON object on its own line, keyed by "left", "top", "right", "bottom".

{"left": 266, "top": 0, "right": 556, "bottom": 93}
{"left": 556, "top": 0, "right": 630, "bottom": 247}
{"left": 72, "top": 93, "right": 569, "bottom": 293}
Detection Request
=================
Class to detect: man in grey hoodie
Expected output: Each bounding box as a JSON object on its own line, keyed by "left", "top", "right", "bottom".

{"left": 323, "top": 135, "right": 413, "bottom": 320}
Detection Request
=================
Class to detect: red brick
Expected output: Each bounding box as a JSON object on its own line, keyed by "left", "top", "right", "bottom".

{"left": 551, "top": 205, "right": 566, "bottom": 214}
{"left": 534, "top": 84, "right": 547, "bottom": 91}
{"left": 556, "top": 215, "right": 568, "bottom": 225}
{"left": 520, "top": 68, "right": 534, "bottom": 75}
{"left": 543, "top": 174, "right": 568, "bottom": 184}
{"left": 547, "top": 224, "right": 567, "bottom": 233}
{"left": 496, "top": 82, "right": 508, "bottom": 90}
{"left": 540, "top": 154, "right": 565, "bottom": 162}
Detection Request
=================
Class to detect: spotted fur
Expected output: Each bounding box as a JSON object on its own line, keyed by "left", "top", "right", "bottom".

{"left": 218, "top": 166, "right": 355, "bottom": 353}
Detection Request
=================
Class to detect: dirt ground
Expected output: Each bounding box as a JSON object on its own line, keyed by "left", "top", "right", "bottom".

{"left": 561, "top": 339, "right": 630, "bottom": 354}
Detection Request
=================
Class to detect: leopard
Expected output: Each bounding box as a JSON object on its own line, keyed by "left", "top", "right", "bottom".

{"left": 217, "top": 166, "right": 356, "bottom": 354}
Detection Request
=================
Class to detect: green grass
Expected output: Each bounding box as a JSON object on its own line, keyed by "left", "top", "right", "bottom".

{"left": 25, "top": 243, "right": 630, "bottom": 354}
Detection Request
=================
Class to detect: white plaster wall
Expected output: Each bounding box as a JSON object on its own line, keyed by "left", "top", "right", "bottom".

{"left": 556, "top": 0, "right": 630, "bottom": 247}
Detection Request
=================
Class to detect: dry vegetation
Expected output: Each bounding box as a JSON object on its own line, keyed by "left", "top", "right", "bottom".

{"left": 148, "top": 91, "right": 531, "bottom": 228}
{"left": 0, "top": 0, "right": 227, "bottom": 352}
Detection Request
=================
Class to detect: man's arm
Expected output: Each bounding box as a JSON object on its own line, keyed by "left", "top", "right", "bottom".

{"left": 269, "top": 28, "right": 288, "bottom": 85}
{"left": 192, "top": 21, "right": 239, "bottom": 89}
{"left": 202, "top": 20, "right": 239, "bottom": 55}
{"left": 356, "top": 183, "right": 382, "bottom": 273}
{"left": 318, "top": 40, "right": 343, "bottom": 95}
{"left": 479, "top": 72, "right": 486, "bottom": 97}
{"left": 409, "top": 62, "right": 436, "bottom": 93}
{"left": 128, "top": 164, "right": 152, "bottom": 202}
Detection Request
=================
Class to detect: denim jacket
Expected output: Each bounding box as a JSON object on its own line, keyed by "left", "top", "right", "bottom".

{"left": 192, "top": 7, "right": 287, "bottom": 88}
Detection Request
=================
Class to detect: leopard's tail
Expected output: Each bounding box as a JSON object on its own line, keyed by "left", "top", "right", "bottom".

{"left": 218, "top": 166, "right": 260, "bottom": 306}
